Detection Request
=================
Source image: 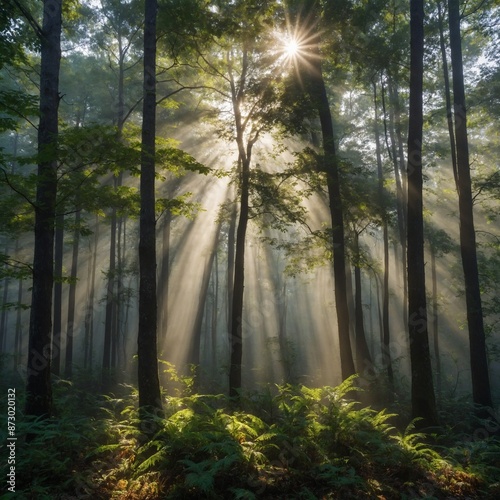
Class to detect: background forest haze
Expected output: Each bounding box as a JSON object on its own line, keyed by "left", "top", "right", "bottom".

{"left": 1, "top": 0, "right": 500, "bottom": 498}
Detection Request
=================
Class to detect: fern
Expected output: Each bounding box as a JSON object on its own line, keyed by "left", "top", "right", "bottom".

{"left": 228, "top": 487, "right": 257, "bottom": 499}
{"left": 135, "top": 448, "right": 169, "bottom": 474}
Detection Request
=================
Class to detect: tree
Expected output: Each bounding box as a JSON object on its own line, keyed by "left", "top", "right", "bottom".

{"left": 137, "top": 0, "right": 162, "bottom": 415}
{"left": 425, "top": 223, "right": 454, "bottom": 403}
{"left": 94, "top": 0, "right": 143, "bottom": 387}
{"left": 448, "top": 0, "right": 492, "bottom": 409}
{"left": 24, "top": 0, "right": 62, "bottom": 419}
{"left": 298, "top": 0, "right": 355, "bottom": 380}
{"left": 406, "top": 0, "right": 438, "bottom": 426}
{"left": 373, "top": 79, "right": 393, "bottom": 390}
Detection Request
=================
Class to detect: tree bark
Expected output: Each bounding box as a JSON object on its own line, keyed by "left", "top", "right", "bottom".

{"left": 406, "top": 0, "right": 438, "bottom": 426}
{"left": 430, "top": 245, "right": 441, "bottom": 403}
{"left": 84, "top": 215, "right": 98, "bottom": 370}
{"left": 353, "top": 232, "right": 372, "bottom": 374}
{"left": 158, "top": 210, "right": 171, "bottom": 338}
{"left": 374, "top": 81, "right": 394, "bottom": 388}
{"left": 25, "top": 0, "right": 62, "bottom": 418}
{"left": 65, "top": 209, "right": 80, "bottom": 379}
{"left": 302, "top": 31, "right": 355, "bottom": 380}
{"left": 138, "top": 0, "right": 162, "bottom": 415}
{"left": 229, "top": 155, "right": 250, "bottom": 398}
{"left": 438, "top": 0, "right": 459, "bottom": 189}
{"left": 51, "top": 215, "right": 63, "bottom": 375}
{"left": 189, "top": 221, "right": 222, "bottom": 368}
{"left": 448, "top": 0, "right": 492, "bottom": 408}
{"left": 102, "top": 198, "right": 116, "bottom": 386}
{"left": 0, "top": 246, "right": 10, "bottom": 355}
{"left": 389, "top": 80, "right": 409, "bottom": 331}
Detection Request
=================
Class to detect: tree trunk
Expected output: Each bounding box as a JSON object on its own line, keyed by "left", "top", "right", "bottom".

{"left": 430, "top": 245, "right": 441, "bottom": 403}
{"left": 138, "top": 0, "right": 162, "bottom": 415}
{"left": 228, "top": 46, "right": 255, "bottom": 399}
{"left": 448, "top": 0, "right": 492, "bottom": 408}
{"left": 25, "top": 0, "right": 62, "bottom": 418}
{"left": 51, "top": 215, "right": 63, "bottom": 375}
{"left": 158, "top": 210, "right": 171, "bottom": 338}
{"left": 102, "top": 200, "right": 116, "bottom": 386}
{"left": 65, "top": 210, "right": 80, "bottom": 379}
{"left": 353, "top": 232, "right": 372, "bottom": 374}
{"left": 189, "top": 221, "right": 222, "bottom": 369}
{"left": 301, "top": 17, "right": 355, "bottom": 379}
{"left": 374, "top": 81, "right": 394, "bottom": 388}
{"left": 84, "top": 216, "right": 98, "bottom": 370}
{"left": 438, "top": 0, "right": 459, "bottom": 189}
{"left": 389, "top": 80, "right": 409, "bottom": 331}
{"left": 227, "top": 185, "right": 237, "bottom": 340}
{"left": 229, "top": 156, "right": 250, "bottom": 398}
{"left": 0, "top": 252, "right": 10, "bottom": 355}
{"left": 211, "top": 249, "right": 219, "bottom": 368}
{"left": 406, "top": 0, "right": 438, "bottom": 426}
{"left": 14, "top": 272, "right": 24, "bottom": 371}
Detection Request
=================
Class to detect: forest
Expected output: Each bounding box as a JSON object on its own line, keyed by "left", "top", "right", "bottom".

{"left": 1, "top": 0, "right": 500, "bottom": 497}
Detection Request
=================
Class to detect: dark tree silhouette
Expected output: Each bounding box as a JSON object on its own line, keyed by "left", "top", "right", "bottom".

{"left": 448, "top": 0, "right": 492, "bottom": 408}
{"left": 25, "top": 0, "right": 62, "bottom": 418}
{"left": 138, "top": 0, "right": 162, "bottom": 415}
{"left": 406, "top": 0, "right": 438, "bottom": 426}
{"left": 301, "top": 0, "right": 355, "bottom": 380}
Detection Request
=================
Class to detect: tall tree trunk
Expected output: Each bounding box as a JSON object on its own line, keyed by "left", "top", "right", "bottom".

{"left": 226, "top": 194, "right": 237, "bottom": 339}
{"left": 158, "top": 210, "right": 171, "bottom": 338}
{"left": 189, "top": 221, "right": 222, "bottom": 369}
{"left": 438, "top": 0, "right": 459, "bottom": 188}
{"left": 103, "top": 22, "right": 127, "bottom": 383}
{"left": 65, "top": 210, "right": 80, "bottom": 379}
{"left": 374, "top": 81, "right": 394, "bottom": 388}
{"left": 229, "top": 156, "right": 250, "bottom": 398}
{"left": 389, "top": 80, "right": 409, "bottom": 331}
{"left": 25, "top": 0, "right": 62, "bottom": 418}
{"left": 228, "top": 47, "right": 256, "bottom": 399}
{"left": 0, "top": 250, "right": 10, "bottom": 355}
{"left": 430, "top": 245, "right": 441, "bottom": 404}
{"left": 353, "top": 232, "right": 372, "bottom": 374}
{"left": 138, "top": 0, "right": 162, "bottom": 415}
{"left": 211, "top": 248, "right": 219, "bottom": 371}
{"left": 14, "top": 239, "right": 24, "bottom": 370}
{"left": 112, "top": 215, "right": 123, "bottom": 370}
{"left": 448, "top": 0, "right": 492, "bottom": 408}
{"left": 84, "top": 216, "right": 98, "bottom": 370}
{"left": 300, "top": 7, "right": 355, "bottom": 379}
{"left": 14, "top": 275, "right": 24, "bottom": 371}
{"left": 407, "top": 0, "right": 438, "bottom": 426}
{"left": 102, "top": 201, "right": 116, "bottom": 386}
{"left": 51, "top": 216, "right": 63, "bottom": 375}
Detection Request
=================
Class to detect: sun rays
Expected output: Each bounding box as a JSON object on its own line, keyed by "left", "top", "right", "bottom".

{"left": 284, "top": 37, "right": 300, "bottom": 59}
{"left": 272, "top": 8, "right": 323, "bottom": 84}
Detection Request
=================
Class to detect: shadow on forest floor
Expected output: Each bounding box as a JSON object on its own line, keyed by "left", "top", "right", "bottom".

{"left": 1, "top": 372, "right": 500, "bottom": 499}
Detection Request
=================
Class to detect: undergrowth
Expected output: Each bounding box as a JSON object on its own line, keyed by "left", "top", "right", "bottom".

{"left": 1, "top": 373, "right": 499, "bottom": 499}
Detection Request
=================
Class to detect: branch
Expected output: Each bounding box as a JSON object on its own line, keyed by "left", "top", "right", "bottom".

{"left": 156, "top": 84, "right": 230, "bottom": 106}
{"left": 10, "top": 0, "right": 44, "bottom": 39}
{"left": 123, "top": 97, "right": 143, "bottom": 123}
{"left": 1, "top": 257, "right": 33, "bottom": 274}
{"left": 196, "top": 49, "right": 231, "bottom": 83}
{"left": 0, "top": 166, "right": 35, "bottom": 208}
{"left": 0, "top": 101, "right": 38, "bottom": 130}
{"left": 461, "top": 0, "right": 489, "bottom": 19}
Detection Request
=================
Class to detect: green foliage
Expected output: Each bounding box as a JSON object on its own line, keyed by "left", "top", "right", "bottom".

{"left": 0, "top": 89, "right": 38, "bottom": 132}
{"left": 2, "top": 375, "right": 498, "bottom": 498}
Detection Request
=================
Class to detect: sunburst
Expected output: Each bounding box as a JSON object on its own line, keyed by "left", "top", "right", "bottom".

{"left": 283, "top": 36, "right": 300, "bottom": 61}
{"left": 275, "top": 9, "right": 322, "bottom": 77}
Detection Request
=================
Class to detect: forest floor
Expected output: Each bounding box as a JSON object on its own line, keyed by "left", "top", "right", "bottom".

{"left": 2, "top": 373, "right": 500, "bottom": 499}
